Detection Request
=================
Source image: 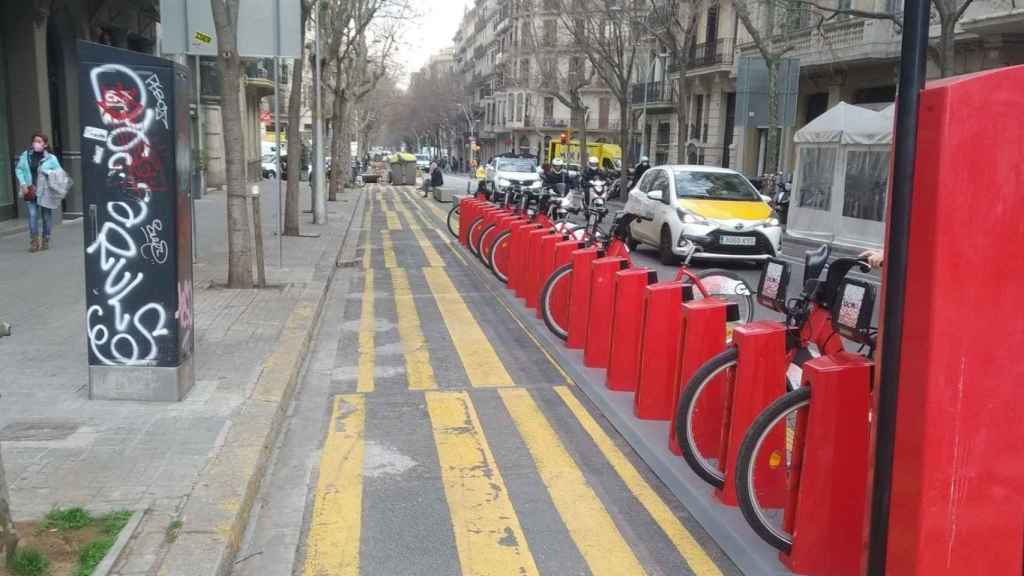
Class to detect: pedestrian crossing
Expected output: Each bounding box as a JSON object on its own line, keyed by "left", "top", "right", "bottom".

{"left": 301, "top": 184, "right": 733, "bottom": 576}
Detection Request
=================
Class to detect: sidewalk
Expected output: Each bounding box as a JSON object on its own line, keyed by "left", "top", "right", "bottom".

{"left": 0, "top": 181, "right": 364, "bottom": 575}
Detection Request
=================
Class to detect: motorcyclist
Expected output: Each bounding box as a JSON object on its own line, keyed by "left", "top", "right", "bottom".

{"left": 579, "top": 156, "right": 604, "bottom": 191}
{"left": 631, "top": 156, "right": 650, "bottom": 188}
{"left": 542, "top": 157, "right": 570, "bottom": 190}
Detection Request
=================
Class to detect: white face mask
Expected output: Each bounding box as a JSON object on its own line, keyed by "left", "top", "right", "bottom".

{"left": 32, "top": 142, "right": 44, "bottom": 153}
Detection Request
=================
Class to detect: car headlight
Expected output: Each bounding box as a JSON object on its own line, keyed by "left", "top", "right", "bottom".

{"left": 530, "top": 180, "right": 542, "bottom": 189}
{"left": 677, "top": 208, "right": 708, "bottom": 225}
{"left": 498, "top": 178, "right": 510, "bottom": 187}
{"left": 765, "top": 217, "right": 780, "bottom": 227}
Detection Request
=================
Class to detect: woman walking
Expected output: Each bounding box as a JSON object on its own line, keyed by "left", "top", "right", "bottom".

{"left": 15, "top": 133, "right": 65, "bottom": 252}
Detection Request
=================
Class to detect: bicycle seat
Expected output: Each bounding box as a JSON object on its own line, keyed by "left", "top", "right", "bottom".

{"left": 802, "top": 244, "right": 831, "bottom": 287}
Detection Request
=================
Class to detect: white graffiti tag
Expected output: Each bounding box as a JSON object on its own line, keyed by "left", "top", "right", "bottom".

{"left": 144, "top": 73, "right": 169, "bottom": 130}
{"left": 141, "top": 219, "right": 168, "bottom": 264}
{"left": 86, "top": 200, "right": 169, "bottom": 366}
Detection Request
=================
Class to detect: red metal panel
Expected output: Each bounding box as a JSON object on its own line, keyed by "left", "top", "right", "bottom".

{"left": 483, "top": 214, "right": 524, "bottom": 260}
{"left": 669, "top": 298, "right": 730, "bottom": 455}
{"left": 607, "top": 269, "right": 658, "bottom": 391}
{"left": 886, "top": 66, "right": 1024, "bottom": 575}
{"left": 458, "top": 197, "right": 482, "bottom": 246}
{"left": 545, "top": 240, "right": 586, "bottom": 332}
{"left": 634, "top": 282, "right": 686, "bottom": 420}
{"left": 535, "top": 233, "right": 567, "bottom": 318}
{"left": 566, "top": 247, "right": 603, "bottom": 350}
{"left": 508, "top": 222, "right": 541, "bottom": 294}
{"left": 715, "top": 322, "right": 789, "bottom": 507}
{"left": 583, "top": 257, "right": 630, "bottom": 368}
{"left": 783, "top": 353, "right": 873, "bottom": 576}
{"left": 521, "top": 228, "right": 551, "bottom": 304}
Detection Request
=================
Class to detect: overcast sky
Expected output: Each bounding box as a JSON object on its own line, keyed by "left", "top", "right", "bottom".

{"left": 397, "top": 0, "right": 471, "bottom": 87}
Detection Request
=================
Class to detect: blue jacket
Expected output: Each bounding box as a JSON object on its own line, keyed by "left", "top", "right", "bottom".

{"left": 15, "top": 149, "right": 61, "bottom": 188}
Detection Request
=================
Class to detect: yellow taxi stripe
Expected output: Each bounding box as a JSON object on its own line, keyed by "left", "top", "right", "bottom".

{"left": 381, "top": 229, "right": 397, "bottom": 269}
{"left": 356, "top": 273, "right": 375, "bottom": 393}
{"left": 423, "top": 267, "right": 514, "bottom": 387}
{"left": 390, "top": 268, "right": 436, "bottom": 390}
{"left": 425, "top": 391, "right": 540, "bottom": 576}
{"left": 499, "top": 388, "right": 645, "bottom": 576}
{"left": 302, "top": 395, "right": 365, "bottom": 576}
{"left": 554, "top": 387, "right": 724, "bottom": 575}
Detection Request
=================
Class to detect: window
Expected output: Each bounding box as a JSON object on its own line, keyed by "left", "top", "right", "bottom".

{"left": 543, "top": 19, "right": 557, "bottom": 46}
{"left": 806, "top": 92, "right": 829, "bottom": 124}
{"left": 637, "top": 169, "right": 657, "bottom": 193}
{"left": 544, "top": 96, "right": 554, "bottom": 119}
{"left": 649, "top": 170, "right": 671, "bottom": 203}
{"left": 656, "top": 122, "right": 670, "bottom": 146}
{"left": 705, "top": 6, "right": 719, "bottom": 44}
{"left": 673, "top": 171, "right": 759, "bottom": 201}
{"left": 843, "top": 151, "right": 890, "bottom": 222}
{"left": 516, "top": 93, "right": 524, "bottom": 122}
{"left": 693, "top": 94, "right": 704, "bottom": 140}
{"left": 519, "top": 58, "right": 531, "bottom": 85}
{"left": 797, "top": 148, "right": 837, "bottom": 211}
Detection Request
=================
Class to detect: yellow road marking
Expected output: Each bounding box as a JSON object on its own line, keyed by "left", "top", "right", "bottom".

{"left": 392, "top": 191, "right": 446, "bottom": 267}
{"left": 396, "top": 188, "right": 468, "bottom": 266}
{"left": 302, "top": 395, "right": 365, "bottom": 576}
{"left": 554, "top": 387, "right": 724, "bottom": 575}
{"left": 499, "top": 388, "right": 646, "bottom": 576}
{"left": 381, "top": 229, "right": 397, "bottom": 269}
{"left": 363, "top": 192, "right": 373, "bottom": 269}
{"left": 357, "top": 273, "right": 375, "bottom": 393}
{"left": 401, "top": 188, "right": 572, "bottom": 386}
{"left": 390, "top": 268, "right": 436, "bottom": 390}
{"left": 423, "top": 267, "right": 514, "bottom": 387}
{"left": 383, "top": 195, "right": 402, "bottom": 230}
{"left": 426, "top": 391, "right": 540, "bottom": 576}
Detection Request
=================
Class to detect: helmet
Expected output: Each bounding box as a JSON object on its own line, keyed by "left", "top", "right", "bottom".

{"left": 588, "top": 156, "right": 598, "bottom": 168}
{"left": 639, "top": 156, "right": 649, "bottom": 164}
{"left": 552, "top": 157, "right": 564, "bottom": 171}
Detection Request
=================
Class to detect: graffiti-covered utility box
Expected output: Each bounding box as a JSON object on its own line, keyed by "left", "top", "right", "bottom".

{"left": 79, "top": 42, "right": 195, "bottom": 401}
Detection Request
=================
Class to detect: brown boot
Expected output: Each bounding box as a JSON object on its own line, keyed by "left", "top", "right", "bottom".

{"left": 41, "top": 236, "right": 50, "bottom": 251}
{"left": 30, "top": 235, "right": 39, "bottom": 253}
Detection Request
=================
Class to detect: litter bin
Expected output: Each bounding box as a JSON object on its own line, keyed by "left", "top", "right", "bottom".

{"left": 388, "top": 153, "right": 418, "bottom": 186}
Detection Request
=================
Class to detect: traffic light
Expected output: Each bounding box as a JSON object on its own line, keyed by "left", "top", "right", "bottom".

{"left": 559, "top": 133, "right": 568, "bottom": 144}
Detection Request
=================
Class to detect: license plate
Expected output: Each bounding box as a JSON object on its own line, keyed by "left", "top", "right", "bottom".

{"left": 719, "top": 235, "right": 756, "bottom": 246}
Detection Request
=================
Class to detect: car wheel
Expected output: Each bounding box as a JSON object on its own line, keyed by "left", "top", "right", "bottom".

{"left": 659, "top": 226, "right": 677, "bottom": 265}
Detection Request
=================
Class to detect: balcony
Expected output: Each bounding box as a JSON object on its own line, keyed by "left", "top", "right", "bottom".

{"left": 536, "top": 116, "right": 621, "bottom": 131}
{"left": 630, "top": 81, "right": 673, "bottom": 106}
{"left": 688, "top": 38, "right": 736, "bottom": 70}
{"left": 542, "top": 116, "right": 569, "bottom": 128}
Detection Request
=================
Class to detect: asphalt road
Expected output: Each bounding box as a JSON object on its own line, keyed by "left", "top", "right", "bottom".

{"left": 232, "top": 181, "right": 742, "bottom": 576}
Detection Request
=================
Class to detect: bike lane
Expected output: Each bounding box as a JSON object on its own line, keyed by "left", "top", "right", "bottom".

{"left": 235, "top": 184, "right": 738, "bottom": 576}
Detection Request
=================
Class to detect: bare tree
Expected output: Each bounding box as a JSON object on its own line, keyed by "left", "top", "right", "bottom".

{"left": 211, "top": 0, "right": 253, "bottom": 288}
{"left": 284, "top": 0, "right": 315, "bottom": 236}
{"left": 644, "top": 0, "right": 701, "bottom": 163}
{"left": 1, "top": 448, "right": 16, "bottom": 569}
{"left": 554, "top": 0, "right": 644, "bottom": 179}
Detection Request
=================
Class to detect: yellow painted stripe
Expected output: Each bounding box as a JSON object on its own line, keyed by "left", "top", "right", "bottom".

{"left": 356, "top": 273, "right": 375, "bottom": 393}
{"left": 381, "top": 229, "right": 397, "bottom": 269}
{"left": 384, "top": 195, "right": 402, "bottom": 230}
{"left": 554, "top": 387, "right": 724, "bottom": 575}
{"left": 396, "top": 187, "right": 468, "bottom": 266}
{"left": 392, "top": 191, "right": 446, "bottom": 267}
{"left": 390, "top": 268, "right": 436, "bottom": 390}
{"left": 363, "top": 193, "right": 373, "bottom": 269}
{"left": 423, "top": 267, "right": 514, "bottom": 387}
{"left": 425, "top": 391, "right": 540, "bottom": 576}
{"left": 499, "top": 388, "right": 646, "bottom": 576}
{"left": 302, "top": 395, "right": 365, "bottom": 576}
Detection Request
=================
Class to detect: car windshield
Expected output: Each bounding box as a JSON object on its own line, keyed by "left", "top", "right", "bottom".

{"left": 673, "top": 171, "right": 760, "bottom": 201}
{"left": 496, "top": 158, "right": 536, "bottom": 173}
{"left": 262, "top": 154, "right": 276, "bottom": 164}
{"left": 416, "top": 155, "right": 429, "bottom": 163}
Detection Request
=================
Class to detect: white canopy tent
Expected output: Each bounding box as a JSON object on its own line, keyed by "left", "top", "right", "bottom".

{"left": 787, "top": 102, "right": 894, "bottom": 249}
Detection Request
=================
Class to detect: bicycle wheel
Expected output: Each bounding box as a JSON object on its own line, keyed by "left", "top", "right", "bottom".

{"left": 694, "top": 269, "right": 754, "bottom": 324}
{"left": 676, "top": 347, "right": 738, "bottom": 488}
{"left": 540, "top": 263, "right": 573, "bottom": 340}
{"left": 479, "top": 224, "right": 499, "bottom": 267}
{"left": 447, "top": 204, "right": 460, "bottom": 238}
{"left": 735, "top": 387, "right": 811, "bottom": 553}
{"left": 489, "top": 230, "right": 513, "bottom": 284}
{"left": 467, "top": 217, "right": 486, "bottom": 256}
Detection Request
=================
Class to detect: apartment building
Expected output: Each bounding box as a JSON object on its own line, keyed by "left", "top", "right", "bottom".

{"left": 454, "top": 0, "right": 622, "bottom": 164}
{"left": 631, "top": 0, "right": 1024, "bottom": 178}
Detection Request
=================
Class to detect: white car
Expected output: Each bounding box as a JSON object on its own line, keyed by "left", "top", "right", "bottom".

{"left": 626, "top": 165, "right": 782, "bottom": 264}
{"left": 416, "top": 154, "right": 430, "bottom": 172}
{"left": 486, "top": 155, "right": 543, "bottom": 196}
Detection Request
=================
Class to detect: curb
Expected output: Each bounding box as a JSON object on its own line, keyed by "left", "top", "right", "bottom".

{"left": 93, "top": 509, "right": 147, "bottom": 576}
{"left": 153, "top": 191, "right": 367, "bottom": 576}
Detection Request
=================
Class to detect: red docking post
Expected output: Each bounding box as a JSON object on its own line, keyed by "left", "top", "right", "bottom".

{"left": 534, "top": 232, "right": 567, "bottom": 318}
{"left": 583, "top": 256, "right": 630, "bottom": 368}
{"left": 508, "top": 222, "right": 542, "bottom": 294}
{"left": 606, "top": 268, "right": 658, "bottom": 391}
{"left": 565, "top": 247, "right": 603, "bottom": 350}
{"left": 521, "top": 228, "right": 552, "bottom": 304}
{"left": 633, "top": 281, "right": 693, "bottom": 420}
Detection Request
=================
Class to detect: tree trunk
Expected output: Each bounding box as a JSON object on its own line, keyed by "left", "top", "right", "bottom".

{"left": 211, "top": 0, "right": 253, "bottom": 288}
{"left": 617, "top": 96, "right": 631, "bottom": 187}
{"left": 674, "top": 75, "right": 690, "bottom": 164}
{"left": 329, "top": 86, "right": 348, "bottom": 201}
{"left": 1, "top": 449, "right": 17, "bottom": 569}
{"left": 284, "top": 5, "right": 309, "bottom": 236}
{"left": 939, "top": 18, "right": 957, "bottom": 78}
{"left": 338, "top": 108, "right": 352, "bottom": 192}
{"left": 764, "top": 59, "right": 780, "bottom": 175}
{"left": 571, "top": 101, "right": 587, "bottom": 168}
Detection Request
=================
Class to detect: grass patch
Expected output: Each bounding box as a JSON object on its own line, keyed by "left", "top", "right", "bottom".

{"left": 10, "top": 547, "right": 50, "bottom": 576}
{"left": 74, "top": 539, "right": 112, "bottom": 576}
{"left": 40, "top": 509, "right": 93, "bottom": 533}
{"left": 165, "top": 520, "right": 182, "bottom": 544}
{"left": 96, "top": 512, "right": 132, "bottom": 538}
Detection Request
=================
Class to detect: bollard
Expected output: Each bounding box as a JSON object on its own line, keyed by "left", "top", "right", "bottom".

{"left": 669, "top": 298, "right": 732, "bottom": 455}
{"left": 714, "top": 322, "right": 789, "bottom": 507}
{"left": 605, "top": 269, "right": 657, "bottom": 390}
{"left": 543, "top": 239, "right": 586, "bottom": 330}
{"left": 583, "top": 257, "right": 630, "bottom": 368}
{"left": 781, "top": 352, "right": 873, "bottom": 576}
{"left": 634, "top": 281, "right": 694, "bottom": 420}
{"left": 459, "top": 196, "right": 486, "bottom": 246}
{"left": 527, "top": 231, "right": 563, "bottom": 309}
{"left": 483, "top": 214, "right": 526, "bottom": 263}
{"left": 508, "top": 222, "right": 542, "bottom": 294}
{"left": 468, "top": 205, "right": 500, "bottom": 251}
{"left": 522, "top": 228, "right": 553, "bottom": 304}
{"left": 565, "top": 247, "right": 604, "bottom": 350}
{"left": 535, "top": 233, "right": 569, "bottom": 318}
